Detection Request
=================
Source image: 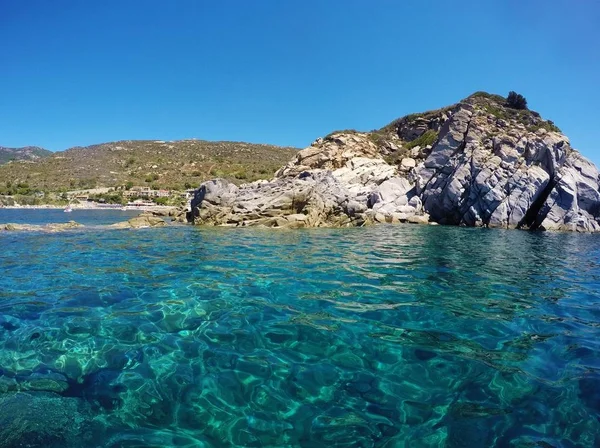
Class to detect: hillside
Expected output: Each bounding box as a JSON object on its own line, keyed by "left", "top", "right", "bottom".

{"left": 0, "top": 146, "right": 51, "bottom": 165}
{"left": 0, "top": 139, "right": 298, "bottom": 192}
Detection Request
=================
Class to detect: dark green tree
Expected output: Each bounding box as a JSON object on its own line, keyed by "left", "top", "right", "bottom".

{"left": 506, "top": 91, "right": 528, "bottom": 110}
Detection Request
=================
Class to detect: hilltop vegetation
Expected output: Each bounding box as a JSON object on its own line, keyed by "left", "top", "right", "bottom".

{"left": 0, "top": 139, "right": 298, "bottom": 193}
{"left": 330, "top": 91, "right": 564, "bottom": 166}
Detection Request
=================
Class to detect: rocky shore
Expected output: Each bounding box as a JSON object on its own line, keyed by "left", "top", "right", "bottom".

{"left": 188, "top": 93, "right": 600, "bottom": 232}
{"left": 0, "top": 214, "right": 170, "bottom": 232}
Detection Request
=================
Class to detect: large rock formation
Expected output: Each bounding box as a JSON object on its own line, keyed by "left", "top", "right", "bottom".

{"left": 189, "top": 93, "right": 600, "bottom": 232}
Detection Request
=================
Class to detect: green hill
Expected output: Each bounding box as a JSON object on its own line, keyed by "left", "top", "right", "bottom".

{"left": 0, "top": 139, "right": 298, "bottom": 192}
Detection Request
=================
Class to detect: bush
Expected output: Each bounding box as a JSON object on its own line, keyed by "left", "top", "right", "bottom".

{"left": 234, "top": 170, "right": 248, "bottom": 180}
{"left": 470, "top": 91, "right": 507, "bottom": 103}
{"left": 405, "top": 130, "right": 439, "bottom": 149}
{"left": 89, "top": 192, "right": 125, "bottom": 205}
{"left": 506, "top": 91, "right": 528, "bottom": 110}
{"left": 324, "top": 129, "right": 359, "bottom": 139}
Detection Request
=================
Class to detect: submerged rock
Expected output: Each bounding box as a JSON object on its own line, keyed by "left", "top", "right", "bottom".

{"left": 110, "top": 215, "right": 167, "bottom": 229}
{"left": 187, "top": 93, "right": 600, "bottom": 232}
{"left": 0, "top": 221, "right": 83, "bottom": 232}
{"left": 0, "top": 392, "right": 96, "bottom": 448}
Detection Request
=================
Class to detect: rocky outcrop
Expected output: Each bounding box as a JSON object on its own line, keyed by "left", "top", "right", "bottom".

{"left": 0, "top": 215, "right": 169, "bottom": 232}
{"left": 110, "top": 213, "right": 167, "bottom": 229}
{"left": 0, "top": 221, "right": 83, "bottom": 232}
{"left": 188, "top": 93, "right": 600, "bottom": 232}
{"left": 189, "top": 133, "right": 423, "bottom": 228}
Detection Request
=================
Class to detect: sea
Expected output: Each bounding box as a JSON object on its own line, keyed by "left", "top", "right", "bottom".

{"left": 0, "top": 209, "right": 599, "bottom": 447}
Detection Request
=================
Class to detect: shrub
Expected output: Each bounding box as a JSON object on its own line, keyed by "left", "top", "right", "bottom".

{"left": 324, "top": 129, "right": 359, "bottom": 139}
{"left": 89, "top": 192, "right": 125, "bottom": 205}
{"left": 234, "top": 170, "right": 248, "bottom": 180}
{"left": 368, "top": 131, "right": 388, "bottom": 147}
{"left": 405, "top": 130, "right": 438, "bottom": 149}
{"left": 469, "top": 91, "right": 507, "bottom": 103}
{"left": 529, "top": 120, "right": 562, "bottom": 133}
{"left": 506, "top": 91, "right": 528, "bottom": 110}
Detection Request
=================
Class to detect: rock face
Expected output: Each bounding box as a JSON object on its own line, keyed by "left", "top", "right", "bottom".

{"left": 189, "top": 93, "right": 600, "bottom": 232}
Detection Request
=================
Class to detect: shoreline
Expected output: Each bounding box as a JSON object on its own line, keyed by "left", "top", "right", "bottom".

{"left": 0, "top": 203, "right": 178, "bottom": 212}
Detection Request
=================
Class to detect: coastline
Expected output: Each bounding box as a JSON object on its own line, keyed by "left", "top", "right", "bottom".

{"left": 0, "top": 203, "right": 178, "bottom": 212}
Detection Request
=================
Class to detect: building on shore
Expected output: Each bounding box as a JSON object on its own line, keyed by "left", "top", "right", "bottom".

{"left": 126, "top": 199, "right": 156, "bottom": 207}
{"left": 123, "top": 187, "right": 171, "bottom": 199}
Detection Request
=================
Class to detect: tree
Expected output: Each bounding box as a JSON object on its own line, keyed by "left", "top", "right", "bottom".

{"left": 506, "top": 91, "right": 528, "bottom": 110}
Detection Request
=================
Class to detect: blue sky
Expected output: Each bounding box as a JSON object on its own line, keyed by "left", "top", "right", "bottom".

{"left": 1, "top": 1, "right": 599, "bottom": 163}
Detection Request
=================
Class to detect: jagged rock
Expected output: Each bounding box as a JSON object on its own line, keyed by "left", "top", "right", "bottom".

{"left": 401, "top": 158, "right": 416, "bottom": 169}
{"left": 191, "top": 173, "right": 361, "bottom": 228}
{"left": 275, "top": 132, "right": 380, "bottom": 178}
{"left": 141, "top": 208, "right": 175, "bottom": 217}
{"left": 407, "top": 214, "right": 431, "bottom": 225}
{"left": 187, "top": 93, "right": 600, "bottom": 232}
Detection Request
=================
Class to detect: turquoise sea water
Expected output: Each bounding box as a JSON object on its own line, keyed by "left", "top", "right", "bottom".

{"left": 0, "top": 208, "right": 140, "bottom": 226}
{"left": 1, "top": 211, "right": 600, "bottom": 447}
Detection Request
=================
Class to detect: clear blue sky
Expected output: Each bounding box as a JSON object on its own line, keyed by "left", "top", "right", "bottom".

{"left": 1, "top": 1, "right": 599, "bottom": 163}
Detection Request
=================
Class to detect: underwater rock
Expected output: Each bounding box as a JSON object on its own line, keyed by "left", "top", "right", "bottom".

{"left": 0, "top": 392, "right": 96, "bottom": 448}
{"left": 414, "top": 348, "right": 437, "bottom": 361}
{"left": 21, "top": 371, "right": 69, "bottom": 393}
{"left": 0, "top": 221, "right": 83, "bottom": 232}
{"left": 64, "top": 368, "right": 125, "bottom": 411}
{"left": 579, "top": 377, "right": 600, "bottom": 413}
{"left": 110, "top": 215, "right": 167, "bottom": 229}
{"left": 103, "top": 428, "right": 209, "bottom": 448}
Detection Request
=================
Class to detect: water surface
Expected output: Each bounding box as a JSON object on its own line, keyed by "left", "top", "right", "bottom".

{"left": 0, "top": 214, "right": 599, "bottom": 447}
{"left": 0, "top": 208, "right": 140, "bottom": 226}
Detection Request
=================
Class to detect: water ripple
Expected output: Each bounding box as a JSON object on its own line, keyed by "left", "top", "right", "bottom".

{"left": 0, "top": 223, "right": 600, "bottom": 446}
